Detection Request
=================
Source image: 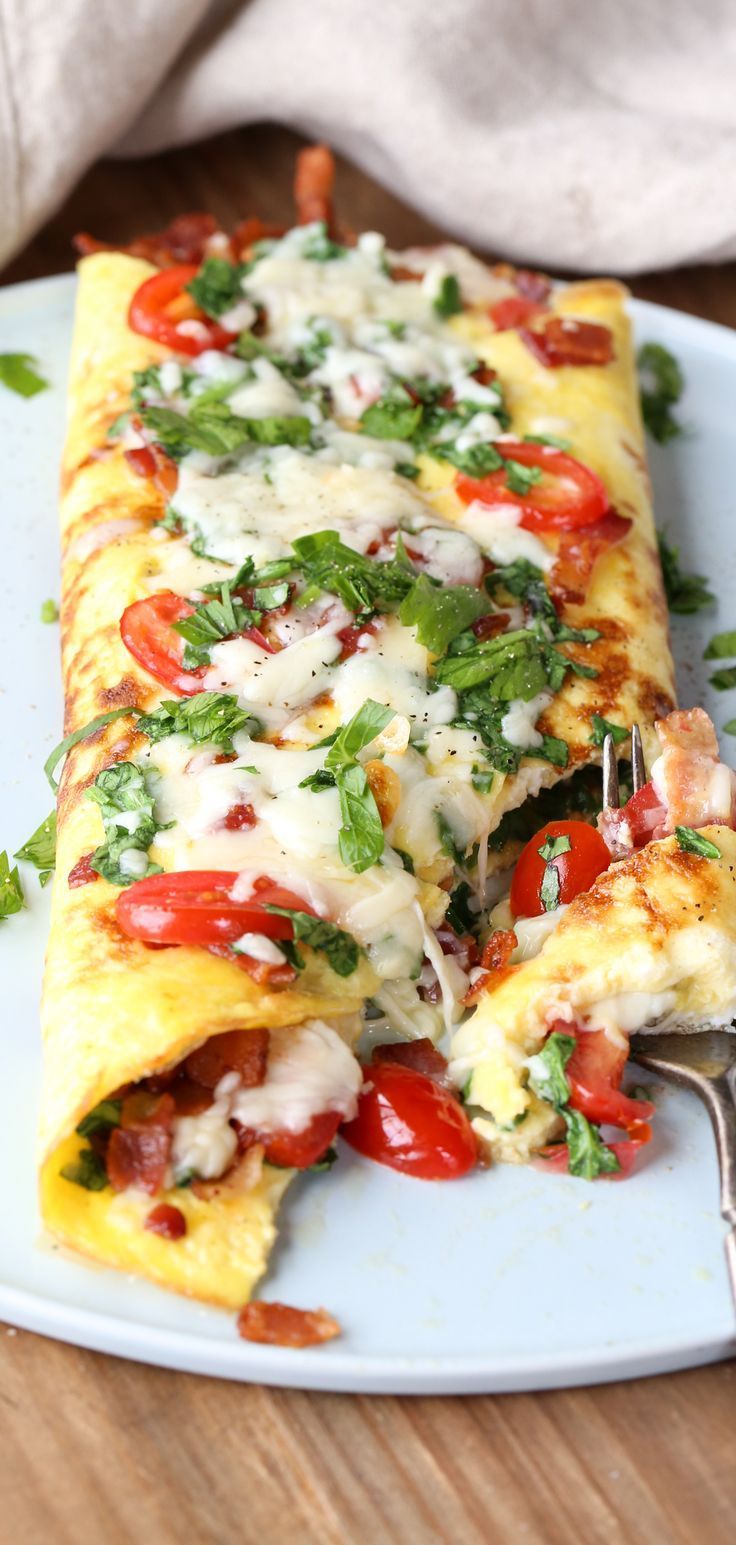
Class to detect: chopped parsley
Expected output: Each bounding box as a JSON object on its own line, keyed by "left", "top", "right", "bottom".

{"left": 76, "top": 1099, "right": 122, "bottom": 1138}
{"left": 704, "top": 629, "right": 736, "bottom": 660}
{"left": 60, "top": 1149, "right": 109, "bottom": 1191}
{"left": 142, "top": 400, "right": 311, "bottom": 461}
{"left": 504, "top": 460, "right": 543, "bottom": 497}
{"left": 657, "top": 530, "right": 713, "bottom": 615}
{"left": 637, "top": 342, "right": 684, "bottom": 445}
{"left": 709, "top": 667, "right": 736, "bottom": 692}
{"left": 0, "top": 352, "right": 48, "bottom": 398}
{"left": 675, "top": 826, "right": 721, "bottom": 860}
{"left": 15, "top": 811, "right": 56, "bottom": 886}
{"left": 361, "top": 392, "right": 423, "bottom": 441}
{"left": 172, "top": 582, "right": 260, "bottom": 669}
{"left": 398, "top": 573, "right": 491, "bottom": 654}
{"left": 0, "top": 851, "right": 25, "bottom": 921}
{"left": 292, "top": 529, "right": 415, "bottom": 617}
{"left": 40, "top": 599, "right": 59, "bottom": 624}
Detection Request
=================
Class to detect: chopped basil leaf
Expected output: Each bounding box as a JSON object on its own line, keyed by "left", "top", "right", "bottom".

{"left": 324, "top": 700, "right": 394, "bottom": 773}
{"left": 539, "top": 862, "right": 561, "bottom": 912}
{"left": 40, "top": 598, "right": 59, "bottom": 624}
{"left": 709, "top": 667, "right": 736, "bottom": 692}
{"left": 527, "top": 1031, "right": 575, "bottom": 1108}
{"left": 398, "top": 573, "right": 490, "bottom": 654}
{"left": 335, "top": 760, "right": 386, "bottom": 874}
{"left": 564, "top": 1109, "right": 621, "bottom": 1179}
{"left": 394, "top": 848, "right": 415, "bottom": 874}
{"left": 142, "top": 401, "right": 311, "bottom": 460}
{"left": 361, "top": 392, "right": 423, "bottom": 441}
{"left": 15, "top": 810, "right": 56, "bottom": 886}
{"left": 504, "top": 460, "right": 543, "bottom": 496}
{"left": 60, "top": 1148, "right": 109, "bottom": 1191}
{"left": 657, "top": 530, "right": 713, "bottom": 615}
{"left": 523, "top": 432, "right": 571, "bottom": 450}
{"left": 185, "top": 257, "right": 250, "bottom": 319}
{"left": 471, "top": 763, "right": 495, "bottom": 793}
{"left": 308, "top": 1146, "right": 338, "bottom": 1173}
{"left": 137, "top": 692, "right": 256, "bottom": 753}
{"left": 44, "top": 705, "right": 141, "bottom": 792}
{"left": 264, "top": 906, "right": 360, "bottom": 976}
{"left": 172, "top": 582, "right": 259, "bottom": 669}
{"left": 589, "top": 714, "right": 629, "bottom": 747}
{"left": 437, "top": 812, "right": 467, "bottom": 865}
{"left": 292, "top": 529, "right": 415, "bottom": 616}
{"left": 0, "top": 352, "right": 48, "bottom": 398}
{"left": 433, "top": 440, "right": 504, "bottom": 478}
{"left": 76, "top": 1099, "right": 122, "bottom": 1139}
{"left": 538, "top": 833, "right": 572, "bottom": 863}
{"left": 0, "top": 851, "right": 25, "bottom": 921}
{"left": 87, "top": 763, "right": 164, "bottom": 887}
{"left": 722, "top": 719, "right": 736, "bottom": 736}
{"left": 394, "top": 460, "right": 419, "bottom": 480}
{"left": 444, "top": 880, "right": 477, "bottom": 936}
{"left": 433, "top": 274, "right": 462, "bottom": 317}
{"left": 704, "top": 630, "right": 736, "bottom": 660}
{"left": 637, "top": 342, "right": 684, "bottom": 445}
{"left": 675, "top": 826, "right": 721, "bottom": 859}
{"left": 299, "top": 222, "right": 347, "bottom": 262}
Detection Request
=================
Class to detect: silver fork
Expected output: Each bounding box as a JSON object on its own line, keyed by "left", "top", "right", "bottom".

{"left": 602, "top": 728, "right": 736, "bottom": 1306}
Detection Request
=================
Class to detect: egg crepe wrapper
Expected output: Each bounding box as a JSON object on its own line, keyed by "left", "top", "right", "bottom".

{"left": 40, "top": 255, "right": 377, "bottom": 1307}
{"left": 41, "top": 250, "right": 676, "bottom": 1302}
{"left": 451, "top": 828, "right": 736, "bottom": 1162}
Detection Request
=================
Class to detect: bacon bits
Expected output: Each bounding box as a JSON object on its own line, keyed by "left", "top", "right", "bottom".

{"left": 521, "top": 317, "right": 614, "bottom": 369}
{"left": 144, "top": 1204, "right": 187, "bottom": 1240}
{"left": 185, "top": 1026, "right": 270, "bottom": 1091}
{"left": 237, "top": 1301, "right": 341, "bottom": 1348}
{"left": 106, "top": 1092, "right": 175, "bottom": 1194}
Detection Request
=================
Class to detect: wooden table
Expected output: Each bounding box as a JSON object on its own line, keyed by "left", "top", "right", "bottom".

{"left": 1, "top": 124, "right": 735, "bottom": 1545}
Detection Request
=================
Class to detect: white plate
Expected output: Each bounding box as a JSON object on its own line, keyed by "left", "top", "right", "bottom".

{"left": 0, "top": 274, "right": 734, "bottom": 1393}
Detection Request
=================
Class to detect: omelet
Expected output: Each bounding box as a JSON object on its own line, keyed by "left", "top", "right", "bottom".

{"left": 41, "top": 163, "right": 679, "bottom": 1308}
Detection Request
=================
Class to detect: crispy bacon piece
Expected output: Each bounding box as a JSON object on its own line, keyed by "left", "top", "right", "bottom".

{"left": 145, "top": 1203, "right": 187, "bottom": 1240}
{"left": 237, "top": 1301, "right": 341, "bottom": 1348}
{"left": 389, "top": 264, "right": 423, "bottom": 283}
{"left": 74, "top": 213, "right": 223, "bottom": 268}
{"left": 515, "top": 268, "right": 552, "bottom": 304}
{"left": 464, "top": 928, "right": 518, "bottom": 1005}
{"left": 435, "top": 924, "right": 479, "bottom": 973}
{"left": 549, "top": 511, "right": 632, "bottom": 605}
{"left": 106, "top": 1092, "right": 175, "bottom": 1195}
{"left": 68, "top": 853, "right": 99, "bottom": 889}
{"left": 651, "top": 707, "right": 736, "bottom": 834}
{"left": 372, "top": 1038, "right": 450, "bottom": 1085}
{"left": 185, "top": 1027, "right": 270, "bottom": 1092}
{"left": 521, "top": 316, "right": 614, "bottom": 368}
{"left": 294, "top": 144, "right": 336, "bottom": 231}
{"left": 472, "top": 611, "right": 510, "bottom": 641}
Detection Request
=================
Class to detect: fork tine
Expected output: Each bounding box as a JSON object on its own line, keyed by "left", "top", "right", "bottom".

{"left": 602, "top": 733, "right": 620, "bottom": 810}
{"left": 631, "top": 722, "right": 646, "bottom": 794}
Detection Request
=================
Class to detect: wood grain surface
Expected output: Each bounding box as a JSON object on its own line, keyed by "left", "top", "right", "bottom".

{"left": 1, "top": 122, "right": 735, "bottom": 1545}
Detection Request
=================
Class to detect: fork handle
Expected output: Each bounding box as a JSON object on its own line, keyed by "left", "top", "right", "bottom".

{"left": 701, "top": 1072, "right": 736, "bottom": 1305}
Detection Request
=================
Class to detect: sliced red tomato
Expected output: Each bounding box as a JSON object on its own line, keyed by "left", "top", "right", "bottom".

{"left": 116, "top": 872, "right": 317, "bottom": 949}
{"left": 521, "top": 317, "right": 615, "bottom": 368}
{"left": 341, "top": 1064, "right": 477, "bottom": 1180}
{"left": 510, "top": 819, "right": 611, "bottom": 920}
{"left": 489, "top": 295, "right": 545, "bottom": 331}
{"left": 128, "top": 264, "right": 238, "bottom": 356}
{"left": 559, "top": 1025, "right": 655, "bottom": 1129}
{"left": 120, "top": 591, "right": 206, "bottom": 696}
{"left": 456, "top": 441, "right": 609, "bottom": 533}
{"left": 257, "top": 1110, "right": 342, "bottom": 1169}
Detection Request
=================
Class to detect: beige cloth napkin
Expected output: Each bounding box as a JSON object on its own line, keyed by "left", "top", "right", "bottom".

{"left": 2, "top": 0, "right": 735, "bottom": 273}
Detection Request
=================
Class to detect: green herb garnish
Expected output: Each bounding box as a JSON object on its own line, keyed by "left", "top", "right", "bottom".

{"left": 657, "top": 531, "right": 713, "bottom": 615}
{"left": 263, "top": 907, "right": 360, "bottom": 977}
{"left": 589, "top": 715, "right": 629, "bottom": 748}
{"left": 675, "top": 826, "right": 721, "bottom": 859}
{"left": 15, "top": 811, "right": 56, "bottom": 886}
{"left": 638, "top": 342, "right": 684, "bottom": 445}
{"left": 0, "top": 851, "right": 25, "bottom": 921}
{"left": 0, "top": 352, "right": 48, "bottom": 398}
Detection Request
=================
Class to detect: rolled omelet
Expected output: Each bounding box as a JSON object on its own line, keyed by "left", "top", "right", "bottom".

{"left": 40, "top": 178, "right": 680, "bottom": 1305}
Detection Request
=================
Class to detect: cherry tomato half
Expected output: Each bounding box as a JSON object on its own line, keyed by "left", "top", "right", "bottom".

{"left": 120, "top": 590, "right": 206, "bottom": 696}
{"left": 260, "top": 1110, "right": 342, "bottom": 1169}
{"left": 116, "top": 872, "right": 316, "bottom": 948}
{"left": 510, "top": 819, "right": 611, "bottom": 920}
{"left": 456, "top": 440, "right": 609, "bottom": 533}
{"left": 341, "top": 1063, "right": 477, "bottom": 1180}
{"left": 128, "top": 264, "right": 239, "bottom": 356}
